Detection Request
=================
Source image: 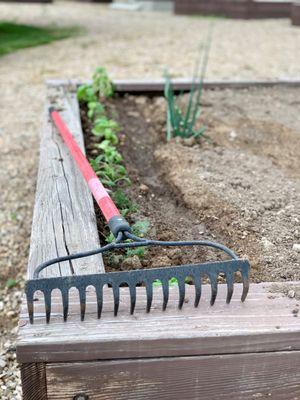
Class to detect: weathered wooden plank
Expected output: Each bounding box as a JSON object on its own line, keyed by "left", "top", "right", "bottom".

{"left": 27, "top": 86, "right": 104, "bottom": 279}
{"left": 21, "top": 363, "right": 47, "bottom": 400}
{"left": 17, "top": 282, "right": 300, "bottom": 363}
{"left": 46, "top": 78, "right": 300, "bottom": 95}
{"left": 174, "top": 0, "right": 291, "bottom": 19}
{"left": 46, "top": 351, "right": 300, "bottom": 400}
{"left": 292, "top": 3, "right": 300, "bottom": 26}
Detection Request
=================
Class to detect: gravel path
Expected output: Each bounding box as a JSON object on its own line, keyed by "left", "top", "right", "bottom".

{"left": 1, "top": 2, "right": 300, "bottom": 398}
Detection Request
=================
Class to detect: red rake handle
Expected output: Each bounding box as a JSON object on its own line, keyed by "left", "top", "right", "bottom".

{"left": 50, "top": 109, "right": 121, "bottom": 224}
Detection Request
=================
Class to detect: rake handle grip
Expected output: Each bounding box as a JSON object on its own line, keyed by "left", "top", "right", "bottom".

{"left": 50, "top": 108, "right": 130, "bottom": 236}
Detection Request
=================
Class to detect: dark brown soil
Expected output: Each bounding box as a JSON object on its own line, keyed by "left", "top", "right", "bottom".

{"left": 82, "top": 99, "right": 217, "bottom": 273}
{"left": 82, "top": 87, "right": 300, "bottom": 283}
{"left": 110, "top": 96, "right": 219, "bottom": 271}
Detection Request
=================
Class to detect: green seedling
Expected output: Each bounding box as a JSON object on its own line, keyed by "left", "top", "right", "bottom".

{"left": 105, "top": 232, "right": 115, "bottom": 244}
{"left": 123, "top": 219, "right": 150, "bottom": 259}
{"left": 112, "top": 189, "right": 137, "bottom": 217}
{"left": 92, "top": 67, "right": 115, "bottom": 98}
{"left": 104, "top": 218, "right": 148, "bottom": 260}
{"left": 97, "top": 168, "right": 130, "bottom": 188}
{"left": 77, "top": 84, "right": 97, "bottom": 103}
{"left": 125, "top": 247, "right": 147, "bottom": 258}
{"left": 132, "top": 219, "right": 150, "bottom": 238}
{"left": 96, "top": 140, "right": 123, "bottom": 164}
{"left": 6, "top": 278, "right": 18, "bottom": 289}
{"left": 164, "top": 26, "right": 213, "bottom": 141}
{"left": 87, "top": 101, "right": 105, "bottom": 120}
{"left": 92, "top": 117, "right": 119, "bottom": 144}
{"left": 80, "top": 68, "right": 141, "bottom": 257}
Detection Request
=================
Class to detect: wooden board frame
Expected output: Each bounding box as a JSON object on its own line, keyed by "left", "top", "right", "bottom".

{"left": 17, "top": 79, "right": 300, "bottom": 400}
{"left": 174, "top": 0, "right": 292, "bottom": 19}
{"left": 292, "top": 2, "right": 300, "bottom": 25}
{"left": 47, "top": 77, "right": 300, "bottom": 95}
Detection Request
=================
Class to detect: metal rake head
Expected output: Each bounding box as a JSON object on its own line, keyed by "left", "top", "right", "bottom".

{"left": 25, "top": 259, "right": 249, "bottom": 323}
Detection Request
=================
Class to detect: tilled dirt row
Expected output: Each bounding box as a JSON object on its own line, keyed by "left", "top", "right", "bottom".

{"left": 106, "top": 87, "right": 300, "bottom": 283}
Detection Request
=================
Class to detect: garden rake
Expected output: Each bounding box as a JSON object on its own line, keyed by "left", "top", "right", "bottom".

{"left": 25, "top": 108, "right": 250, "bottom": 323}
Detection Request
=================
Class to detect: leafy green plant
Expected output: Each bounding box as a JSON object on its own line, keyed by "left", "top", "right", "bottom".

{"left": 92, "top": 117, "right": 119, "bottom": 144}
{"left": 105, "top": 220, "right": 149, "bottom": 244}
{"left": 124, "top": 219, "right": 150, "bottom": 258}
{"left": 77, "top": 67, "right": 114, "bottom": 122}
{"left": 77, "top": 84, "right": 97, "bottom": 103}
{"left": 104, "top": 231, "right": 115, "bottom": 244}
{"left": 96, "top": 140, "right": 123, "bottom": 163}
{"left": 104, "top": 219, "right": 150, "bottom": 260}
{"left": 164, "top": 28, "right": 212, "bottom": 141}
{"left": 78, "top": 69, "right": 130, "bottom": 190}
{"left": 78, "top": 68, "right": 148, "bottom": 262}
{"left": 112, "top": 189, "right": 137, "bottom": 217}
{"left": 87, "top": 102, "right": 105, "bottom": 120}
{"left": 96, "top": 163, "right": 130, "bottom": 188}
{"left": 6, "top": 278, "right": 18, "bottom": 289}
{"left": 78, "top": 68, "right": 114, "bottom": 104}
{"left": 92, "top": 67, "right": 115, "bottom": 99}
{"left": 132, "top": 220, "right": 150, "bottom": 238}
{"left": 125, "top": 247, "right": 147, "bottom": 258}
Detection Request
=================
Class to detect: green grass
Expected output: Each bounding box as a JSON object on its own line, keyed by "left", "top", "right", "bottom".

{"left": 0, "top": 22, "right": 80, "bottom": 57}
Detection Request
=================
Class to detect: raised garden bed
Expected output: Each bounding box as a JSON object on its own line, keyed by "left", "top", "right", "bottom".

{"left": 174, "top": 0, "right": 292, "bottom": 19}
{"left": 17, "top": 78, "right": 300, "bottom": 399}
{"left": 292, "top": 2, "right": 300, "bottom": 24}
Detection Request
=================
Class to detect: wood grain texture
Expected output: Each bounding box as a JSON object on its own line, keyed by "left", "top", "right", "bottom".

{"left": 46, "top": 351, "right": 300, "bottom": 400}
{"left": 21, "top": 363, "right": 47, "bottom": 400}
{"left": 17, "top": 282, "right": 300, "bottom": 363}
{"left": 27, "top": 86, "right": 104, "bottom": 279}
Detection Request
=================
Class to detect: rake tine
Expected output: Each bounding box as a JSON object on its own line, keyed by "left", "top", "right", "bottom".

{"left": 27, "top": 260, "right": 250, "bottom": 323}
{"left": 162, "top": 279, "right": 169, "bottom": 311}
{"left": 112, "top": 284, "right": 120, "bottom": 316}
{"left": 194, "top": 275, "right": 202, "bottom": 307}
{"left": 96, "top": 286, "right": 103, "bottom": 319}
{"left": 226, "top": 272, "right": 234, "bottom": 304}
{"left": 26, "top": 291, "right": 34, "bottom": 324}
{"left": 241, "top": 275, "right": 250, "bottom": 302}
{"left": 44, "top": 290, "right": 52, "bottom": 324}
{"left": 210, "top": 274, "right": 218, "bottom": 306}
{"left": 145, "top": 282, "right": 153, "bottom": 313}
{"left": 178, "top": 278, "right": 186, "bottom": 309}
{"left": 129, "top": 284, "right": 136, "bottom": 315}
{"left": 61, "top": 288, "right": 69, "bottom": 322}
{"left": 78, "top": 287, "right": 86, "bottom": 321}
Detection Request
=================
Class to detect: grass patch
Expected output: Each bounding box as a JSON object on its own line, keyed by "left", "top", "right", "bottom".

{"left": 0, "top": 22, "right": 80, "bottom": 57}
